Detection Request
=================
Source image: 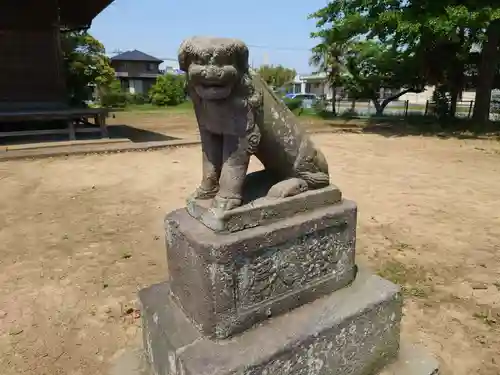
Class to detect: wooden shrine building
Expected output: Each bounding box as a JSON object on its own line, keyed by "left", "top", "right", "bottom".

{"left": 0, "top": 0, "right": 114, "bottom": 141}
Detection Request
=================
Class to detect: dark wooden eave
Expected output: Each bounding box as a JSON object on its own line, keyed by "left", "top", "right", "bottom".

{"left": 59, "top": 0, "right": 115, "bottom": 29}
{"left": 0, "top": 0, "right": 114, "bottom": 29}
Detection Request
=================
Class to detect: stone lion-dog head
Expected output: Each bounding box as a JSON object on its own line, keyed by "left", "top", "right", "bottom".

{"left": 178, "top": 36, "right": 252, "bottom": 101}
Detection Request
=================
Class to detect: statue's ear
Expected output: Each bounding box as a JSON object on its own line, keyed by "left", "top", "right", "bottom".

{"left": 235, "top": 44, "right": 250, "bottom": 73}
{"left": 178, "top": 41, "right": 192, "bottom": 73}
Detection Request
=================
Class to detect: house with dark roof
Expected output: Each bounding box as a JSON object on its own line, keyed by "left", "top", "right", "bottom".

{"left": 110, "top": 50, "right": 164, "bottom": 95}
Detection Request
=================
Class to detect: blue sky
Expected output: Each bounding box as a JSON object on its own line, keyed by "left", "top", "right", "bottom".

{"left": 90, "top": 0, "right": 330, "bottom": 73}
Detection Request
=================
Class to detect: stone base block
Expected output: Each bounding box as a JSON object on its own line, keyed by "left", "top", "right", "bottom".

{"left": 165, "top": 199, "right": 357, "bottom": 339}
{"left": 186, "top": 170, "right": 342, "bottom": 233}
{"left": 187, "top": 184, "right": 342, "bottom": 234}
{"left": 109, "top": 342, "right": 439, "bottom": 375}
{"left": 139, "top": 269, "right": 412, "bottom": 375}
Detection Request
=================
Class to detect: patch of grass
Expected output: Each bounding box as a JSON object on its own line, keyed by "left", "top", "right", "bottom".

{"left": 405, "top": 286, "right": 430, "bottom": 298}
{"left": 377, "top": 260, "right": 433, "bottom": 298}
{"left": 395, "top": 241, "right": 414, "bottom": 252}
{"left": 124, "top": 101, "right": 193, "bottom": 113}
{"left": 377, "top": 260, "right": 411, "bottom": 285}
{"left": 473, "top": 310, "right": 499, "bottom": 327}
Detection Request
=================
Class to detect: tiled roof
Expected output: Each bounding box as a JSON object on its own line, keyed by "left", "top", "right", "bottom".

{"left": 111, "top": 50, "right": 163, "bottom": 63}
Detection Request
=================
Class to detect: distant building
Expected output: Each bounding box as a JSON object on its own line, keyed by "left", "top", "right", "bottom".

{"left": 287, "top": 73, "right": 477, "bottom": 104}
{"left": 288, "top": 73, "right": 332, "bottom": 98}
{"left": 110, "top": 50, "right": 164, "bottom": 95}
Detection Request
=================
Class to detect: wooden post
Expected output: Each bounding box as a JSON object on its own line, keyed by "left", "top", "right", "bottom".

{"left": 468, "top": 100, "right": 474, "bottom": 118}
{"left": 404, "top": 100, "right": 409, "bottom": 116}
{"left": 68, "top": 120, "right": 76, "bottom": 140}
{"left": 96, "top": 113, "right": 109, "bottom": 138}
{"left": 424, "top": 100, "right": 429, "bottom": 116}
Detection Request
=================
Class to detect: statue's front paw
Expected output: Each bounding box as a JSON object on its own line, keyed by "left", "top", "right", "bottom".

{"left": 191, "top": 185, "right": 219, "bottom": 200}
{"left": 211, "top": 195, "right": 242, "bottom": 212}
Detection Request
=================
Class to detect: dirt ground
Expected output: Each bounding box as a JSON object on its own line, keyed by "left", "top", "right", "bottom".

{"left": 1, "top": 122, "right": 500, "bottom": 375}
{"left": 105, "top": 110, "right": 344, "bottom": 142}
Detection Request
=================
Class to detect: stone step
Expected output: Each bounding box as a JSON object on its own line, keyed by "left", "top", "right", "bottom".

{"left": 137, "top": 269, "right": 436, "bottom": 375}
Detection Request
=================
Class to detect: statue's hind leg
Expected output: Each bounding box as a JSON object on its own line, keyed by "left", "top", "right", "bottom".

{"left": 267, "top": 178, "right": 308, "bottom": 198}
{"left": 266, "top": 169, "right": 330, "bottom": 199}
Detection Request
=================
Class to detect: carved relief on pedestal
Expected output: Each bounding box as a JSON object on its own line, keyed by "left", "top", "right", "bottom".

{"left": 236, "top": 224, "right": 355, "bottom": 308}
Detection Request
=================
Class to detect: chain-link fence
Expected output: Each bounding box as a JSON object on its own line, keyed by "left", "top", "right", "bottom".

{"left": 324, "top": 99, "right": 478, "bottom": 118}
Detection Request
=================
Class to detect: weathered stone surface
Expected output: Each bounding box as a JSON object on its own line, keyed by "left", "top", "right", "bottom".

{"left": 139, "top": 269, "right": 403, "bottom": 375}
{"left": 165, "top": 199, "right": 357, "bottom": 339}
{"left": 178, "top": 36, "right": 330, "bottom": 212}
{"left": 109, "top": 341, "right": 439, "bottom": 375}
{"left": 186, "top": 170, "right": 342, "bottom": 233}
{"left": 379, "top": 343, "right": 439, "bottom": 375}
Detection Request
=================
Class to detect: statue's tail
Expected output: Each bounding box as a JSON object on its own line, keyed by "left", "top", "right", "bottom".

{"left": 295, "top": 143, "right": 330, "bottom": 189}
{"left": 297, "top": 170, "right": 330, "bottom": 189}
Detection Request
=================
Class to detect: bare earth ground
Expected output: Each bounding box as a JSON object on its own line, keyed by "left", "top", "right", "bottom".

{"left": 1, "top": 112, "right": 500, "bottom": 375}
{"left": 105, "top": 110, "right": 341, "bottom": 142}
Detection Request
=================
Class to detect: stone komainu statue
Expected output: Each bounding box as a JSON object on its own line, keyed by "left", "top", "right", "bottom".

{"left": 178, "top": 36, "right": 330, "bottom": 211}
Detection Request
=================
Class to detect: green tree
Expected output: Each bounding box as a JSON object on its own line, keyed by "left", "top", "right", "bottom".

{"left": 149, "top": 73, "right": 186, "bottom": 106}
{"left": 61, "top": 31, "right": 115, "bottom": 106}
{"left": 99, "top": 79, "right": 128, "bottom": 108}
{"left": 473, "top": 18, "right": 500, "bottom": 122}
{"left": 310, "top": 33, "right": 344, "bottom": 115}
{"left": 310, "top": 0, "right": 500, "bottom": 120}
{"left": 310, "top": 1, "right": 426, "bottom": 116}
{"left": 257, "top": 65, "right": 297, "bottom": 89}
{"left": 341, "top": 41, "right": 425, "bottom": 115}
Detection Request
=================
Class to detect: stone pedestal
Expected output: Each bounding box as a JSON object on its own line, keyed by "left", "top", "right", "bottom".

{"left": 140, "top": 270, "right": 401, "bottom": 375}
{"left": 166, "top": 199, "right": 357, "bottom": 339}
{"left": 139, "top": 184, "right": 439, "bottom": 375}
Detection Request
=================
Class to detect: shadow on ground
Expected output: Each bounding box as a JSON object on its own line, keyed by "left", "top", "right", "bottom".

{"left": 361, "top": 117, "right": 500, "bottom": 140}
{"left": 311, "top": 114, "right": 500, "bottom": 140}
{"left": 107, "top": 124, "right": 178, "bottom": 142}
{"left": 0, "top": 123, "right": 178, "bottom": 146}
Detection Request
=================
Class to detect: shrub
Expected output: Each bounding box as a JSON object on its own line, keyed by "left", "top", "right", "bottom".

{"left": 340, "top": 109, "right": 360, "bottom": 118}
{"left": 430, "top": 85, "right": 451, "bottom": 119}
{"left": 490, "top": 90, "right": 500, "bottom": 121}
{"left": 99, "top": 79, "right": 128, "bottom": 108}
{"left": 313, "top": 98, "right": 331, "bottom": 116}
{"left": 283, "top": 97, "right": 303, "bottom": 111}
{"left": 149, "top": 74, "right": 186, "bottom": 106}
{"left": 128, "top": 93, "right": 149, "bottom": 105}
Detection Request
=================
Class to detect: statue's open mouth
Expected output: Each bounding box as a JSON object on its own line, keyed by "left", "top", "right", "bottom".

{"left": 201, "top": 81, "right": 225, "bottom": 88}
{"left": 195, "top": 82, "right": 232, "bottom": 100}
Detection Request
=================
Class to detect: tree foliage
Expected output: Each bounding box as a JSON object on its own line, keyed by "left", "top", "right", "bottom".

{"left": 257, "top": 65, "right": 297, "bottom": 88}
{"left": 310, "top": 0, "right": 500, "bottom": 120}
{"left": 61, "top": 31, "right": 115, "bottom": 106}
{"left": 99, "top": 79, "right": 128, "bottom": 108}
{"left": 342, "top": 41, "right": 425, "bottom": 114}
{"left": 310, "top": 35, "right": 344, "bottom": 114}
{"left": 149, "top": 74, "right": 186, "bottom": 106}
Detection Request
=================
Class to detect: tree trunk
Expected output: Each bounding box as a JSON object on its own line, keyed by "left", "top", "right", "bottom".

{"left": 331, "top": 87, "right": 337, "bottom": 115}
{"left": 473, "top": 20, "right": 500, "bottom": 122}
{"left": 449, "top": 88, "right": 459, "bottom": 117}
{"left": 373, "top": 99, "right": 384, "bottom": 116}
{"left": 373, "top": 88, "right": 424, "bottom": 116}
{"left": 449, "top": 27, "right": 466, "bottom": 118}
